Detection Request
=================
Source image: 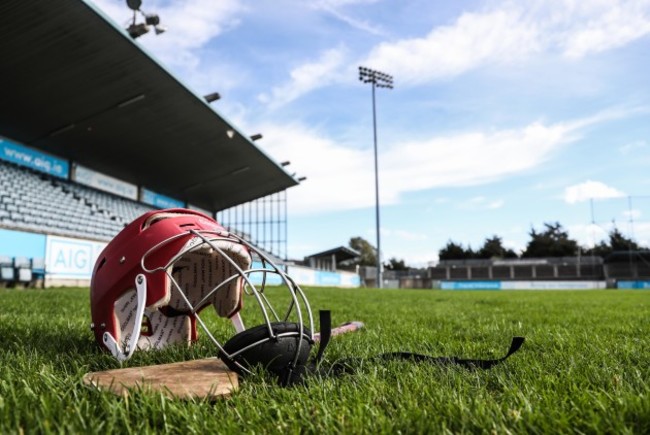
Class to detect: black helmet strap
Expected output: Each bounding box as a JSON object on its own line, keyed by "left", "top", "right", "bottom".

{"left": 313, "top": 310, "right": 332, "bottom": 367}
{"left": 224, "top": 310, "right": 525, "bottom": 387}
{"left": 328, "top": 336, "right": 525, "bottom": 376}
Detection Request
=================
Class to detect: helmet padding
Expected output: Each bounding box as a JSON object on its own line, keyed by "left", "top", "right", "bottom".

{"left": 113, "top": 236, "right": 251, "bottom": 352}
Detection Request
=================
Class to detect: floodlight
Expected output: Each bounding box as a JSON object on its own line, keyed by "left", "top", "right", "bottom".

{"left": 127, "top": 23, "right": 149, "bottom": 38}
{"left": 144, "top": 14, "right": 160, "bottom": 25}
{"left": 358, "top": 65, "right": 393, "bottom": 288}
{"left": 280, "top": 161, "right": 290, "bottom": 167}
{"left": 250, "top": 134, "right": 263, "bottom": 141}
{"left": 204, "top": 92, "right": 221, "bottom": 103}
{"left": 124, "top": 1, "right": 164, "bottom": 39}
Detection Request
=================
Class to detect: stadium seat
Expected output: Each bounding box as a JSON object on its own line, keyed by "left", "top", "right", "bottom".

{"left": 0, "top": 255, "right": 14, "bottom": 282}
{"left": 0, "top": 159, "right": 154, "bottom": 241}
{"left": 17, "top": 267, "right": 32, "bottom": 283}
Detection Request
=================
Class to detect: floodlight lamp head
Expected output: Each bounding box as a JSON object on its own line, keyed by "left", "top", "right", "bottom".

{"left": 250, "top": 134, "right": 263, "bottom": 141}
{"left": 145, "top": 14, "right": 160, "bottom": 26}
{"left": 127, "top": 23, "right": 149, "bottom": 38}
{"left": 204, "top": 92, "right": 221, "bottom": 103}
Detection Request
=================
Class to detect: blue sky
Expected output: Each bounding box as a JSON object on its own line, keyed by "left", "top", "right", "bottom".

{"left": 92, "top": 0, "right": 650, "bottom": 266}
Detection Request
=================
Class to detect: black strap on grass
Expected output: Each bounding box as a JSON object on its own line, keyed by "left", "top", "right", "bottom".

{"left": 378, "top": 336, "right": 525, "bottom": 369}
{"left": 301, "top": 311, "right": 524, "bottom": 384}
{"left": 328, "top": 336, "right": 525, "bottom": 375}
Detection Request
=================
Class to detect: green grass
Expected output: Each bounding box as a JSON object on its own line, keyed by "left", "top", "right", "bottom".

{"left": 1, "top": 287, "right": 649, "bottom": 434}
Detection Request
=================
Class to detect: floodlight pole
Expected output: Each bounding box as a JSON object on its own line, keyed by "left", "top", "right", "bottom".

{"left": 359, "top": 66, "right": 393, "bottom": 288}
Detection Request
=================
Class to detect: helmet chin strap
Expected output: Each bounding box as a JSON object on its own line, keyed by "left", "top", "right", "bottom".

{"left": 103, "top": 274, "right": 147, "bottom": 362}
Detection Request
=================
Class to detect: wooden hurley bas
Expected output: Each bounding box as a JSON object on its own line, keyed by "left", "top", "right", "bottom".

{"left": 83, "top": 320, "right": 364, "bottom": 399}
{"left": 83, "top": 358, "right": 239, "bottom": 399}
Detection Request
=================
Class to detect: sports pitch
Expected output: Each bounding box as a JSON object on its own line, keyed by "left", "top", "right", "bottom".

{"left": 1, "top": 287, "right": 648, "bottom": 433}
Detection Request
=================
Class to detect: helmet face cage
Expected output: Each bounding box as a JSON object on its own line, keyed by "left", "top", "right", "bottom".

{"left": 97, "top": 213, "right": 314, "bottom": 382}
{"left": 142, "top": 228, "right": 314, "bottom": 374}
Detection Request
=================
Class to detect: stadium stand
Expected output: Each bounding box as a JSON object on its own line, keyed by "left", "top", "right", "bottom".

{"left": 0, "top": 159, "right": 153, "bottom": 242}
{"left": 0, "top": 159, "right": 298, "bottom": 287}
{"left": 303, "top": 247, "right": 360, "bottom": 272}
{"left": 360, "top": 251, "right": 650, "bottom": 289}
{"left": 0, "top": 1, "right": 327, "bottom": 288}
{"left": 603, "top": 251, "right": 650, "bottom": 280}
{"left": 430, "top": 257, "right": 605, "bottom": 283}
{"left": 470, "top": 266, "right": 490, "bottom": 279}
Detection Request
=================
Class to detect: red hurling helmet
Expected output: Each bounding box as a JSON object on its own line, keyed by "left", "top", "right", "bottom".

{"left": 90, "top": 208, "right": 315, "bottom": 386}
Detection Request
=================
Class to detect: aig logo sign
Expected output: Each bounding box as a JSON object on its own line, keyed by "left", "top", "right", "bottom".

{"left": 45, "top": 236, "right": 107, "bottom": 279}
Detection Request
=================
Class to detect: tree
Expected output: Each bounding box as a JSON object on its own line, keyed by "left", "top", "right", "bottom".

{"left": 522, "top": 222, "right": 579, "bottom": 258}
{"left": 476, "top": 235, "right": 518, "bottom": 259}
{"left": 348, "top": 237, "right": 377, "bottom": 266}
{"left": 583, "top": 240, "right": 611, "bottom": 257}
{"left": 584, "top": 227, "right": 640, "bottom": 257}
{"left": 439, "top": 240, "right": 474, "bottom": 260}
{"left": 384, "top": 257, "right": 408, "bottom": 271}
{"left": 608, "top": 227, "right": 639, "bottom": 251}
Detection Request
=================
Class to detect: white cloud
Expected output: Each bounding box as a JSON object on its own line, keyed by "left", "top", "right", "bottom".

{"left": 631, "top": 221, "right": 650, "bottom": 247}
{"left": 258, "top": 123, "right": 372, "bottom": 214}
{"left": 360, "top": 0, "right": 650, "bottom": 85}
{"left": 620, "top": 140, "right": 648, "bottom": 155}
{"left": 258, "top": 3, "right": 544, "bottom": 102}
{"left": 567, "top": 223, "right": 610, "bottom": 247}
{"left": 488, "top": 199, "right": 505, "bottom": 209}
{"left": 363, "top": 8, "right": 541, "bottom": 84}
{"left": 457, "top": 196, "right": 505, "bottom": 210}
{"left": 379, "top": 120, "right": 576, "bottom": 201}
{"left": 311, "top": 0, "right": 384, "bottom": 35}
{"left": 93, "top": 0, "right": 650, "bottom": 104}
{"left": 558, "top": 0, "right": 650, "bottom": 59}
{"left": 393, "top": 253, "right": 435, "bottom": 269}
{"left": 257, "top": 114, "right": 604, "bottom": 215}
{"left": 314, "top": 0, "right": 378, "bottom": 7}
{"left": 258, "top": 47, "right": 349, "bottom": 108}
{"left": 382, "top": 228, "right": 428, "bottom": 242}
{"left": 622, "top": 209, "right": 642, "bottom": 220}
{"left": 564, "top": 180, "right": 626, "bottom": 204}
{"left": 503, "top": 238, "right": 525, "bottom": 254}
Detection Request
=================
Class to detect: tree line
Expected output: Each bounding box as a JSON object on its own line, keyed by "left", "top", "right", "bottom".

{"left": 438, "top": 222, "right": 641, "bottom": 261}
{"left": 347, "top": 222, "right": 643, "bottom": 269}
